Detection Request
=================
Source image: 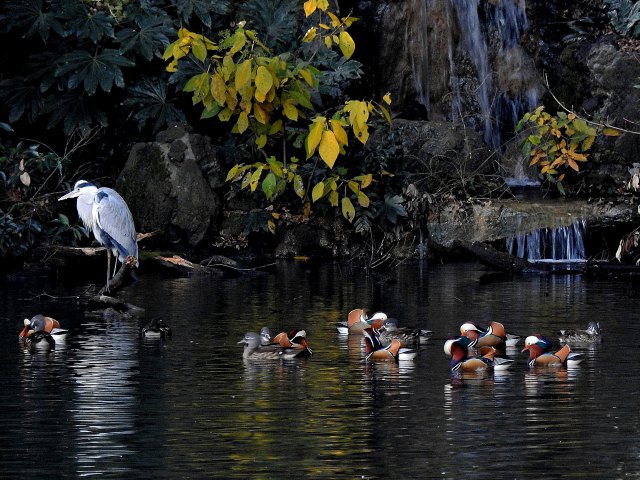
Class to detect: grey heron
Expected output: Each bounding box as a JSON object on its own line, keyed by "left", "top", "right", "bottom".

{"left": 59, "top": 180, "right": 138, "bottom": 291}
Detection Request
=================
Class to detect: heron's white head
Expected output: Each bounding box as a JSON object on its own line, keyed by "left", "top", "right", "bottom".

{"left": 58, "top": 180, "right": 98, "bottom": 201}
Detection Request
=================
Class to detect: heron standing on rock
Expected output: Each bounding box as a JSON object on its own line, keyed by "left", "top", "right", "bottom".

{"left": 59, "top": 180, "right": 138, "bottom": 291}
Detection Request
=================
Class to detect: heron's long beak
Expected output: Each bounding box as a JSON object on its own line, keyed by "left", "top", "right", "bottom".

{"left": 58, "top": 190, "right": 80, "bottom": 201}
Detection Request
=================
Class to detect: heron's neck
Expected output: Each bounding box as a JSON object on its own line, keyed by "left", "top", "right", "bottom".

{"left": 77, "top": 190, "right": 97, "bottom": 229}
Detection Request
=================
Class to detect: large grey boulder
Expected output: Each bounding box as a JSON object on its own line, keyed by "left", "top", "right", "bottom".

{"left": 117, "top": 125, "right": 221, "bottom": 246}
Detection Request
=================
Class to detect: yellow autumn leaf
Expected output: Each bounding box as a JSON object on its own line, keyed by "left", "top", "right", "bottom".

{"left": 218, "top": 108, "right": 232, "bottom": 122}
{"left": 256, "top": 134, "right": 267, "bottom": 148}
{"left": 311, "top": 180, "right": 325, "bottom": 202}
{"left": 249, "top": 167, "right": 263, "bottom": 192}
{"left": 229, "top": 31, "right": 246, "bottom": 55}
{"left": 324, "top": 36, "right": 332, "bottom": 49}
{"left": 328, "top": 190, "right": 339, "bottom": 207}
{"left": 237, "top": 111, "right": 249, "bottom": 133}
{"left": 330, "top": 119, "right": 348, "bottom": 146}
{"left": 603, "top": 127, "right": 622, "bottom": 136}
{"left": 319, "top": 130, "right": 340, "bottom": 168}
{"left": 341, "top": 197, "right": 355, "bottom": 223}
{"left": 306, "top": 117, "right": 325, "bottom": 158}
{"left": 235, "top": 59, "right": 252, "bottom": 91}
{"left": 303, "top": 0, "right": 317, "bottom": 16}
{"left": 255, "top": 66, "right": 273, "bottom": 96}
{"left": 327, "top": 11, "right": 341, "bottom": 27}
{"left": 211, "top": 73, "right": 227, "bottom": 105}
{"left": 360, "top": 173, "right": 373, "bottom": 188}
{"left": 357, "top": 191, "right": 370, "bottom": 207}
{"left": 302, "top": 27, "right": 317, "bottom": 43}
{"left": 383, "top": 92, "right": 392, "bottom": 105}
{"left": 299, "top": 69, "right": 314, "bottom": 87}
{"left": 283, "top": 100, "right": 299, "bottom": 121}
{"left": 567, "top": 158, "right": 579, "bottom": 172}
{"left": 317, "top": 0, "right": 329, "bottom": 10}
{"left": 582, "top": 136, "right": 595, "bottom": 151}
{"left": 253, "top": 103, "right": 269, "bottom": 124}
{"left": 269, "top": 119, "right": 283, "bottom": 135}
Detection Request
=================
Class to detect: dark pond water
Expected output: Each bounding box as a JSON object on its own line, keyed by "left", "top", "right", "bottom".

{"left": 1, "top": 261, "right": 639, "bottom": 479}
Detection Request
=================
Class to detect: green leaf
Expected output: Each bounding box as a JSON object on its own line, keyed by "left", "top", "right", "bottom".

{"left": 262, "top": 172, "right": 277, "bottom": 200}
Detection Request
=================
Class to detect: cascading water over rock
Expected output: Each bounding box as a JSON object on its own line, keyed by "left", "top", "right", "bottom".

{"left": 505, "top": 219, "right": 587, "bottom": 262}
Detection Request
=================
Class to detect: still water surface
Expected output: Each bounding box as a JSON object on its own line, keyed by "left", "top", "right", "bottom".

{"left": 1, "top": 262, "right": 639, "bottom": 479}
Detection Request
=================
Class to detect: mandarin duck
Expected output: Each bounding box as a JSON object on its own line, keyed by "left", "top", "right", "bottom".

{"left": 558, "top": 321, "right": 602, "bottom": 344}
{"left": 368, "top": 317, "right": 432, "bottom": 346}
{"left": 362, "top": 327, "right": 417, "bottom": 361}
{"left": 460, "top": 321, "right": 521, "bottom": 348}
{"left": 336, "top": 309, "right": 387, "bottom": 335}
{"left": 238, "top": 331, "right": 312, "bottom": 360}
{"left": 271, "top": 328, "right": 313, "bottom": 354}
{"left": 522, "top": 335, "right": 583, "bottom": 367}
{"left": 444, "top": 336, "right": 514, "bottom": 373}
{"left": 19, "top": 315, "right": 68, "bottom": 345}
{"left": 141, "top": 317, "right": 172, "bottom": 339}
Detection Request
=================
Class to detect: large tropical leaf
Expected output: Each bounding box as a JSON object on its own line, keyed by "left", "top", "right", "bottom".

{"left": 375, "top": 195, "right": 407, "bottom": 224}
{"left": 64, "top": 3, "right": 115, "bottom": 42}
{"left": 55, "top": 49, "right": 136, "bottom": 95}
{"left": 116, "top": 15, "right": 174, "bottom": 60}
{"left": 0, "top": 78, "right": 44, "bottom": 123}
{"left": 175, "top": 0, "right": 230, "bottom": 29}
{"left": 0, "top": 0, "right": 65, "bottom": 42}
{"left": 237, "top": 0, "right": 301, "bottom": 51}
{"left": 123, "top": 78, "right": 187, "bottom": 132}
{"left": 42, "top": 92, "right": 107, "bottom": 135}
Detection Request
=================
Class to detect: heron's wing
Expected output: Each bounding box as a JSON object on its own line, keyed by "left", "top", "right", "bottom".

{"left": 94, "top": 188, "right": 138, "bottom": 264}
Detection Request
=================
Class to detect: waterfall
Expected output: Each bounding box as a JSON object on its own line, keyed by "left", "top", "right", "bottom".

{"left": 410, "top": 0, "right": 540, "bottom": 151}
{"left": 505, "top": 219, "right": 587, "bottom": 262}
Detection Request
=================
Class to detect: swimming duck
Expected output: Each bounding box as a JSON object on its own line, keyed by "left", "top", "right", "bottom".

{"left": 271, "top": 328, "right": 313, "bottom": 353}
{"left": 19, "top": 315, "right": 68, "bottom": 344}
{"left": 141, "top": 317, "right": 172, "bottom": 339}
{"left": 238, "top": 331, "right": 312, "bottom": 360}
{"left": 522, "top": 335, "right": 583, "bottom": 367}
{"left": 558, "top": 322, "right": 602, "bottom": 344}
{"left": 362, "top": 327, "right": 417, "bottom": 361}
{"left": 259, "top": 326, "right": 272, "bottom": 346}
{"left": 444, "top": 336, "right": 514, "bottom": 373}
{"left": 335, "top": 309, "right": 387, "bottom": 335}
{"left": 370, "top": 318, "right": 432, "bottom": 346}
{"left": 460, "top": 321, "right": 521, "bottom": 348}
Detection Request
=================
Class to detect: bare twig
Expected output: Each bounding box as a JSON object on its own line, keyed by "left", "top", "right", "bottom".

{"left": 544, "top": 72, "right": 639, "bottom": 135}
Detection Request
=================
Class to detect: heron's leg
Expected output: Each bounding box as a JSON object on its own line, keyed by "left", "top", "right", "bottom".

{"left": 105, "top": 249, "right": 112, "bottom": 292}
{"left": 112, "top": 254, "right": 119, "bottom": 279}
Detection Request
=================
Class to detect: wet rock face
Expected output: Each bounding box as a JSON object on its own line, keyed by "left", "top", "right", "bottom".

{"left": 117, "top": 125, "right": 222, "bottom": 247}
